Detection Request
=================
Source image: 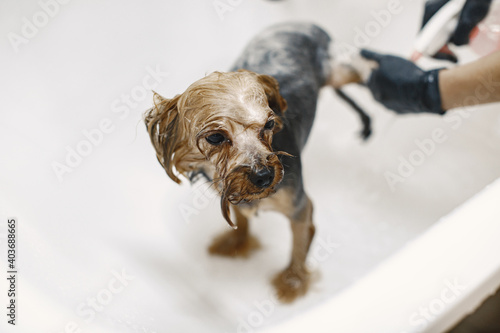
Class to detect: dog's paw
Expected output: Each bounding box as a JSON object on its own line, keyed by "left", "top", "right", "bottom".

{"left": 208, "top": 231, "right": 260, "bottom": 258}
{"left": 272, "top": 266, "right": 310, "bottom": 303}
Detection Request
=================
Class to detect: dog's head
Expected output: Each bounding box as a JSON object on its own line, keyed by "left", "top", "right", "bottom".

{"left": 145, "top": 70, "right": 288, "bottom": 227}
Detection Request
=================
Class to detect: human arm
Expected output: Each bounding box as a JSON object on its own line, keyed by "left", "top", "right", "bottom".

{"left": 439, "top": 50, "right": 500, "bottom": 109}
{"left": 360, "top": 49, "right": 500, "bottom": 114}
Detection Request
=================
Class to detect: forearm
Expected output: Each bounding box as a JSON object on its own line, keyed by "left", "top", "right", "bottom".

{"left": 439, "top": 51, "right": 500, "bottom": 111}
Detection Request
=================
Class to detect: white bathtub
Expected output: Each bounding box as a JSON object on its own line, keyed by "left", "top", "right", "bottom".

{"left": 260, "top": 178, "right": 500, "bottom": 333}
{"left": 1, "top": 0, "right": 499, "bottom": 332}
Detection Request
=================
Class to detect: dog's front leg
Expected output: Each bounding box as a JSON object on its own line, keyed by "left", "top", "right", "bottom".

{"left": 272, "top": 190, "right": 315, "bottom": 303}
{"left": 208, "top": 205, "right": 260, "bottom": 257}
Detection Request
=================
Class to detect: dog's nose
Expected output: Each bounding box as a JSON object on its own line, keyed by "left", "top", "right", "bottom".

{"left": 249, "top": 167, "right": 275, "bottom": 188}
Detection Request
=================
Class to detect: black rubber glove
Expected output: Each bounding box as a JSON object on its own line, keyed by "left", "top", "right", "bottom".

{"left": 360, "top": 49, "right": 445, "bottom": 115}
{"left": 422, "top": 0, "right": 492, "bottom": 62}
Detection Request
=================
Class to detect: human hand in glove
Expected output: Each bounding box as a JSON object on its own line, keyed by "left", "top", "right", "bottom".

{"left": 360, "top": 49, "right": 445, "bottom": 114}
{"left": 359, "top": 49, "right": 500, "bottom": 114}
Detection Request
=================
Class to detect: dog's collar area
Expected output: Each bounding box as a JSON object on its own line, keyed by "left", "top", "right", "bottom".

{"left": 188, "top": 170, "right": 212, "bottom": 183}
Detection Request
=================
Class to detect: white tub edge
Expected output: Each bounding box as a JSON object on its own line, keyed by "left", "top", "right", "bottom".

{"left": 260, "top": 178, "right": 500, "bottom": 333}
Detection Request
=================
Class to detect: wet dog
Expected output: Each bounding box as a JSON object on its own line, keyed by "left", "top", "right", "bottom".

{"left": 144, "top": 22, "right": 370, "bottom": 302}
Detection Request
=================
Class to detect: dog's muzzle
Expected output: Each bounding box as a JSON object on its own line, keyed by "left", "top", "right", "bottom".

{"left": 248, "top": 166, "right": 275, "bottom": 189}
{"left": 220, "top": 156, "right": 284, "bottom": 229}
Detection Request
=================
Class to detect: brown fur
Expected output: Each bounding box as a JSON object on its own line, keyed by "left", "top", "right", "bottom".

{"left": 145, "top": 71, "right": 289, "bottom": 227}
{"left": 261, "top": 188, "right": 315, "bottom": 303}
{"left": 145, "top": 70, "right": 315, "bottom": 302}
{"left": 208, "top": 205, "right": 261, "bottom": 257}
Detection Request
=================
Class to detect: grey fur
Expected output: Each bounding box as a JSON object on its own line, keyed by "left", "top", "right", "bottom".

{"left": 231, "top": 22, "right": 332, "bottom": 201}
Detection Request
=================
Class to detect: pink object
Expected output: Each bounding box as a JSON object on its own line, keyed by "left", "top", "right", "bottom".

{"left": 470, "top": 0, "right": 500, "bottom": 57}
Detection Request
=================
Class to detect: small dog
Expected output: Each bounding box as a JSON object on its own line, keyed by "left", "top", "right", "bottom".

{"left": 145, "top": 22, "right": 370, "bottom": 302}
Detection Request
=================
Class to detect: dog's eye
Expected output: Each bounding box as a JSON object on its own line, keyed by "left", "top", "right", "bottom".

{"left": 206, "top": 133, "right": 226, "bottom": 145}
{"left": 264, "top": 120, "right": 275, "bottom": 130}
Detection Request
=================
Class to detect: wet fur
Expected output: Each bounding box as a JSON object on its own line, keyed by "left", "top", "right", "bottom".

{"left": 145, "top": 22, "right": 360, "bottom": 302}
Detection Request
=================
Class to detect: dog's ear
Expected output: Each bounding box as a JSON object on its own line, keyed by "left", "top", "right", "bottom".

{"left": 257, "top": 74, "right": 287, "bottom": 115}
{"left": 144, "top": 92, "right": 183, "bottom": 184}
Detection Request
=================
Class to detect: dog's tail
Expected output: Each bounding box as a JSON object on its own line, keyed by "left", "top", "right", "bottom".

{"left": 328, "top": 49, "right": 379, "bottom": 140}
{"left": 334, "top": 88, "right": 372, "bottom": 140}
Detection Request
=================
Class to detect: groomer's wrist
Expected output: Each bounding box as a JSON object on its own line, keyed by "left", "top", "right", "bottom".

{"left": 438, "top": 68, "right": 455, "bottom": 112}
{"left": 423, "top": 68, "right": 446, "bottom": 114}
